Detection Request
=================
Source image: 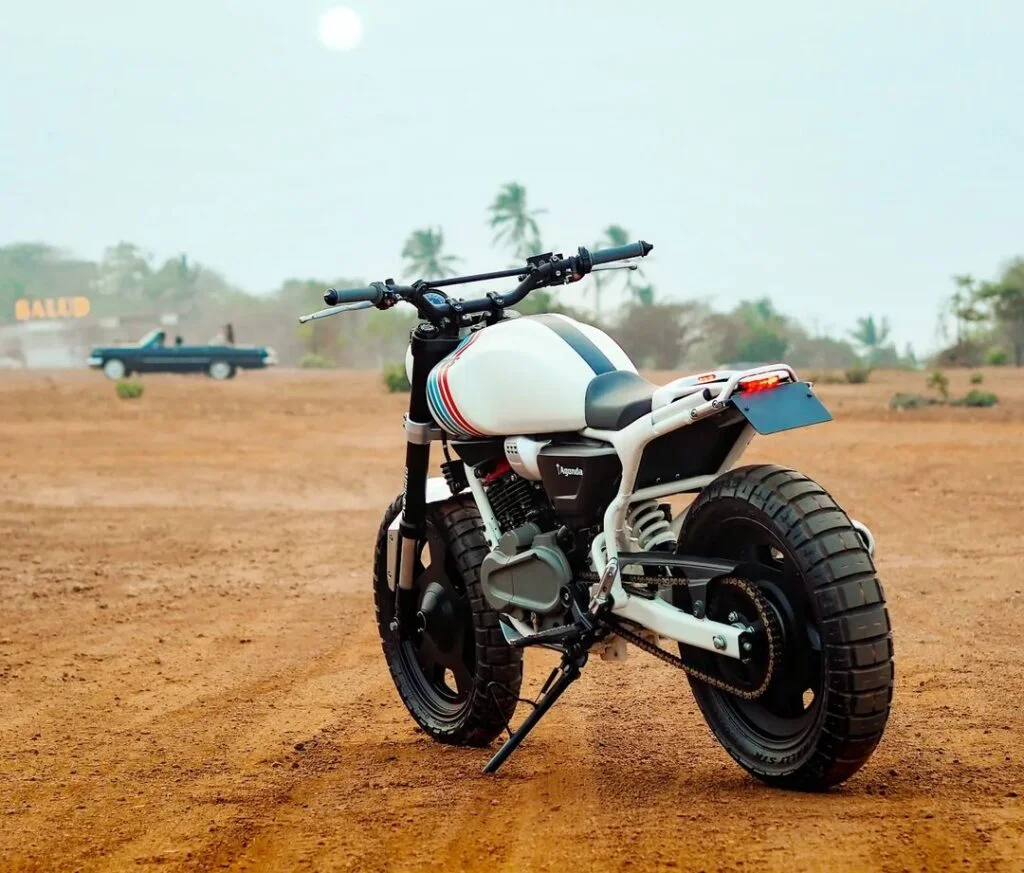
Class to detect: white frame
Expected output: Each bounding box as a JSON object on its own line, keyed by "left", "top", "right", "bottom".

{"left": 576, "top": 364, "right": 796, "bottom": 659}
{"left": 392, "top": 364, "right": 858, "bottom": 662}
{"left": 465, "top": 363, "right": 799, "bottom": 661}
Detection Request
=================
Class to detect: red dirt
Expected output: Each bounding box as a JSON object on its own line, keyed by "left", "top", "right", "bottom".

{"left": 2, "top": 368, "right": 1023, "bottom": 872}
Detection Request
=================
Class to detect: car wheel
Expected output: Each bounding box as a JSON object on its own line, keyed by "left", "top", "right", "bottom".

{"left": 208, "top": 360, "right": 234, "bottom": 380}
{"left": 103, "top": 359, "right": 126, "bottom": 380}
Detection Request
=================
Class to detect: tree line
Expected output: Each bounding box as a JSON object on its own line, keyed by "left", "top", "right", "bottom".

{"left": 937, "top": 262, "right": 1024, "bottom": 367}
{"left": 3, "top": 181, "right": 1018, "bottom": 370}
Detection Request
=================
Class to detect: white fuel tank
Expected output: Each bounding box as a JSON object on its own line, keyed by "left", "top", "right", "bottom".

{"left": 425, "top": 313, "right": 636, "bottom": 438}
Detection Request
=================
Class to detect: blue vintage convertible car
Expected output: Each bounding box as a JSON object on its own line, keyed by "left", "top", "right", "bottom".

{"left": 88, "top": 329, "right": 277, "bottom": 380}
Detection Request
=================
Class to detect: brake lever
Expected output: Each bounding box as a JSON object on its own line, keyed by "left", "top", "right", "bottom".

{"left": 297, "top": 300, "right": 374, "bottom": 324}
{"left": 591, "top": 263, "right": 639, "bottom": 272}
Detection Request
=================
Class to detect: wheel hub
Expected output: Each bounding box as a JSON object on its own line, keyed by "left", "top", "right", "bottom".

{"left": 416, "top": 580, "right": 461, "bottom": 654}
{"left": 705, "top": 577, "right": 784, "bottom": 695}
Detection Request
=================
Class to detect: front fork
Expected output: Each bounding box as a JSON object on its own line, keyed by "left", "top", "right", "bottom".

{"left": 394, "top": 324, "right": 461, "bottom": 636}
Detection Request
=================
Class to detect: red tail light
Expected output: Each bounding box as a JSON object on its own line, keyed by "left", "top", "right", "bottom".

{"left": 737, "top": 372, "right": 788, "bottom": 394}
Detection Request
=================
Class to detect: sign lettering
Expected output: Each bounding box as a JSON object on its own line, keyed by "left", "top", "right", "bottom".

{"left": 13, "top": 297, "right": 91, "bottom": 321}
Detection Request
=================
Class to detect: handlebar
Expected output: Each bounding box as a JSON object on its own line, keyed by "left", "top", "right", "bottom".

{"left": 323, "top": 284, "right": 385, "bottom": 307}
{"left": 591, "top": 240, "right": 653, "bottom": 266}
{"left": 312, "top": 239, "right": 653, "bottom": 327}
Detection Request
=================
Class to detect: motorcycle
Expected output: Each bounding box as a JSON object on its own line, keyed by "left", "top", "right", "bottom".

{"left": 300, "top": 240, "right": 894, "bottom": 790}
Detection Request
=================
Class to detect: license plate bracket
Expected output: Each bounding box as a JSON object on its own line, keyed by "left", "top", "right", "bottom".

{"left": 731, "top": 381, "right": 833, "bottom": 435}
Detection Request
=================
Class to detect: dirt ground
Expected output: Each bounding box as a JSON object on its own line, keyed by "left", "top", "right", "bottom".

{"left": 2, "top": 367, "right": 1023, "bottom": 872}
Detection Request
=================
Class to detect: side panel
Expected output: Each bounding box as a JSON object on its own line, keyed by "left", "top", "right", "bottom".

{"left": 634, "top": 411, "right": 749, "bottom": 490}
{"left": 536, "top": 442, "right": 622, "bottom": 529}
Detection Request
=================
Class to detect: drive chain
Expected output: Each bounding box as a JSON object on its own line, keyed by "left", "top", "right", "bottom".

{"left": 597, "top": 576, "right": 782, "bottom": 700}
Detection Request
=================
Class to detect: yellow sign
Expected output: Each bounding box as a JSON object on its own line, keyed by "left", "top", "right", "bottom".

{"left": 14, "top": 297, "right": 91, "bottom": 321}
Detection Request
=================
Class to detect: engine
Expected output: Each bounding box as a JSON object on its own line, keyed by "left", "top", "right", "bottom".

{"left": 483, "top": 464, "right": 551, "bottom": 533}
{"left": 457, "top": 437, "right": 644, "bottom": 630}
{"left": 475, "top": 459, "right": 575, "bottom": 627}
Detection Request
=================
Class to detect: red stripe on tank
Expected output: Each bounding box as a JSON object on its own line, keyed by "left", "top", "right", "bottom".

{"left": 438, "top": 333, "right": 483, "bottom": 436}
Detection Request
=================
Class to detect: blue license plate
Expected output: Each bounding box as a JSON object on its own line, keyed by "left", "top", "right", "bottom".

{"left": 731, "top": 381, "right": 833, "bottom": 435}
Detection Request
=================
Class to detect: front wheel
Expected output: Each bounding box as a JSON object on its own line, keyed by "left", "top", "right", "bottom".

{"left": 102, "top": 358, "right": 126, "bottom": 380}
{"left": 372, "top": 495, "right": 523, "bottom": 746}
{"left": 677, "top": 464, "right": 894, "bottom": 791}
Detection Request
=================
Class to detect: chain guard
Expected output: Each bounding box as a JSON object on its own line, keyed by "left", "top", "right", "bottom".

{"left": 598, "top": 576, "right": 783, "bottom": 700}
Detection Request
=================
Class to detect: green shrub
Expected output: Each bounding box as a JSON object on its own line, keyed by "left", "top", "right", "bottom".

{"left": 926, "top": 369, "right": 950, "bottom": 400}
{"left": 970, "top": 372, "right": 984, "bottom": 385}
{"left": 810, "top": 371, "right": 845, "bottom": 385}
{"left": 953, "top": 389, "right": 998, "bottom": 408}
{"left": 889, "top": 392, "right": 940, "bottom": 411}
{"left": 844, "top": 366, "right": 872, "bottom": 384}
{"left": 985, "top": 347, "right": 1009, "bottom": 366}
{"left": 115, "top": 380, "right": 144, "bottom": 400}
{"left": 382, "top": 362, "right": 411, "bottom": 393}
{"left": 299, "top": 352, "right": 334, "bottom": 369}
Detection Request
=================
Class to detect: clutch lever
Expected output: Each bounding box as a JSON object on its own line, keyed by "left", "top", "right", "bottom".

{"left": 298, "top": 300, "right": 374, "bottom": 324}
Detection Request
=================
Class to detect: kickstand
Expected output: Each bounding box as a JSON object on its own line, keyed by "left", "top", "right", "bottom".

{"left": 486, "top": 680, "right": 540, "bottom": 743}
{"left": 483, "top": 649, "right": 586, "bottom": 774}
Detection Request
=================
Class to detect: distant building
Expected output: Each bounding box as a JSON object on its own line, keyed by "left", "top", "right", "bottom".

{"left": 1, "top": 304, "right": 191, "bottom": 369}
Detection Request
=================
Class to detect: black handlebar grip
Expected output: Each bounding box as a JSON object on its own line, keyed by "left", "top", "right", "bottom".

{"left": 590, "top": 240, "right": 654, "bottom": 266}
{"left": 323, "top": 284, "right": 384, "bottom": 306}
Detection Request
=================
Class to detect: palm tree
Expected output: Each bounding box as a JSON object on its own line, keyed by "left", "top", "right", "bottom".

{"left": 946, "top": 273, "right": 987, "bottom": 345}
{"left": 849, "top": 315, "right": 892, "bottom": 364}
{"left": 488, "top": 182, "right": 546, "bottom": 260}
{"left": 401, "top": 227, "right": 461, "bottom": 279}
{"left": 631, "top": 284, "right": 655, "bottom": 306}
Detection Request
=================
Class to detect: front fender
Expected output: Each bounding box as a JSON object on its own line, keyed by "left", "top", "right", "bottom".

{"left": 386, "top": 476, "right": 459, "bottom": 587}
{"left": 425, "top": 476, "right": 454, "bottom": 505}
{"left": 386, "top": 477, "right": 455, "bottom": 534}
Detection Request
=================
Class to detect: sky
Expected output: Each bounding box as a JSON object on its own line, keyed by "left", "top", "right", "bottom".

{"left": 2, "top": 0, "right": 1022, "bottom": 354}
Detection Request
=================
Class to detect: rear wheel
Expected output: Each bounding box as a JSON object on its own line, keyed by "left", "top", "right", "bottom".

{"left": 677, "top": 464, "right": 894, "bottom": 790}
{"left": 373, "top": 495, "right": 523, "bottom": 746}
{"left": 208, "top": 360, "right": 234, "bottom": 380}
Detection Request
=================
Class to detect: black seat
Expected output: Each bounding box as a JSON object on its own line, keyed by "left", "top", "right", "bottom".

{"left": 585, "top": 370, "right": 656, "bottom": 430}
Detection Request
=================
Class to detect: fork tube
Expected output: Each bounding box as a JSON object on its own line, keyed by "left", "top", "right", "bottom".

{"left": 397, "top": 325, "right": 460, "bottom": 593}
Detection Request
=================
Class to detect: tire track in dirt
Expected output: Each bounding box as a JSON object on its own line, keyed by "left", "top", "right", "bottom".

{"left": 3, "top": 370, "right": 1024, "bottom": 871}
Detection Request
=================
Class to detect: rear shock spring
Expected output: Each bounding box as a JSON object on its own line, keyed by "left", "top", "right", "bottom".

{"left": 626, "top": 500, "right": 676, "bottom": 552}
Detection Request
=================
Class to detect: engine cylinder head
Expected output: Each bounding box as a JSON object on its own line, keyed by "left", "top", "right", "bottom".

{"left": 485, "top": 468, "right": 544, "bottom": 533}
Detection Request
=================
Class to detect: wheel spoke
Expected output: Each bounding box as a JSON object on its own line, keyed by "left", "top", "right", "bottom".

{"left": 417, "top": 560, "right": 446, "bottom": 592}
{"left": 424, "top": 530, "right": 448, "bottom": 573}
{"left": 414, "top": 632, "right": 445, "bottom": 674}
{"left": 765, "top": 678, "right": 809, "bottom": 719}
{"left": 449, "top": 657, "right": 474, "bottom": 696}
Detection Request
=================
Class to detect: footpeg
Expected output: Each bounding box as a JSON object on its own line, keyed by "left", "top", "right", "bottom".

{"left": 506, "top": 622, "right": 582, "bottom": 650}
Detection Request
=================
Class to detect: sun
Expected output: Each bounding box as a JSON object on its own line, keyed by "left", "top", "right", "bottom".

{"left": 317, "top": 7, "right": 364, "bottom": 52}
